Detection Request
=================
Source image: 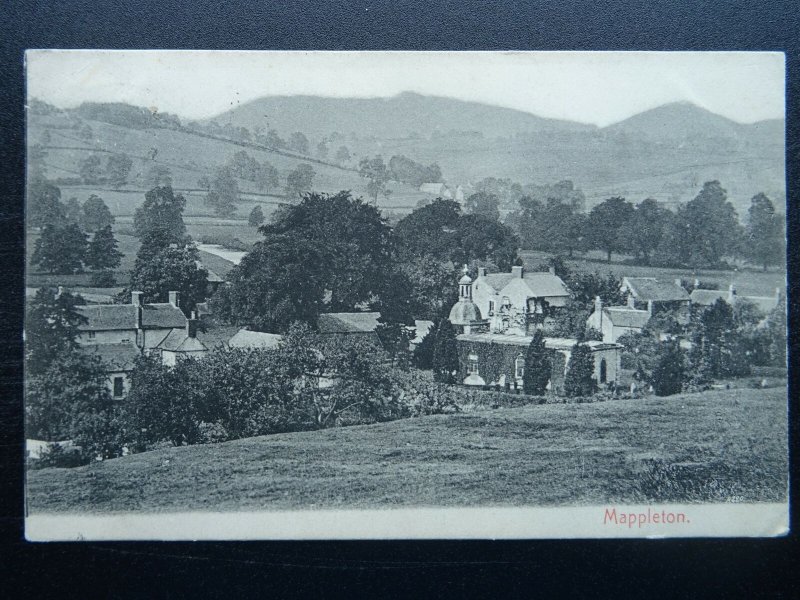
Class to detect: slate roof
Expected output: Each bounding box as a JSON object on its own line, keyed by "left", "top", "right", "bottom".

{"left": 623, "top": 277, "right": 689, "bottom": 302}
{"left": 81, "top": 342, "right": 141, "bottom": 371}
{"left": 228, "top": 329, "right": 283, "bottom": 349}
{"left": 604, "top": 308, "right": 651, "bottom": 329}
{"left": 76, "top": 303, "right": 187, "bottom": 331}
{"left": 317, "top": 312, "right": 381, "bottom": 334}
{"left": 481, "top": 272, "right": 570, "bottom": 298}
{"left": 690, "top": 289, "right": 779, "bottom": 314}
{"left": 741, "top": 295, "right": 780, "bottom": 314}
{"left": 157, "top": 329, "right": 208, "bottom": 352}
{"left": 690, "top": 289, "right": 730, "bottom": 306}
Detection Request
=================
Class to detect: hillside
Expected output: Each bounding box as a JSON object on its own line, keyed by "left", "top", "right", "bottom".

{"left": 27, "top": 387, "right": 787, "bottom": 513}
{"left": 211, "top": 94, "right": 785, "bottom": 212}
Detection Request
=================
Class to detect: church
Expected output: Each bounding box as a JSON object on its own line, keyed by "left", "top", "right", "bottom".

{"left": 448, "top": 267, "right": 623, "bottom": 393}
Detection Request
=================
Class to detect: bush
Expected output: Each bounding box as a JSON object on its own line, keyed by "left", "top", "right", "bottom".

{"left": 28, "top": 442, "right": 87, "bottom": 470}
{"left": 89, "top": 269, "right": 116, "bottom": 287}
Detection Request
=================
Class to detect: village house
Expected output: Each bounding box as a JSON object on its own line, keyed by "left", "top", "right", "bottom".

{"left": 619, "top": 276, "right": 691, "bottom": 319}
{"left": 75, "top": 290, "right": 208, "bottom": 398}
{"left": 690, "top": 282, "right": 782, "bottom": 315}
{"left": 448, "top": 268, "right": 622, "bottom": 393}
{"left": 317, "top": 312, "right": 384, "bottom": 348}
{"left": 585, "top": 295, "right": 651, "bottom": 343}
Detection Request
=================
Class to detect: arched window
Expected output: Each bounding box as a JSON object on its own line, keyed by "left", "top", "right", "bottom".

{"left": 599, "top": 358, "right": 607, "bottom": 384}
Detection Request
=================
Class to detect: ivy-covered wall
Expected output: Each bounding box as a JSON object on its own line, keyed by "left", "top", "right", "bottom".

{"left": 456, "top": 339, "right": 564, "bottom": 392}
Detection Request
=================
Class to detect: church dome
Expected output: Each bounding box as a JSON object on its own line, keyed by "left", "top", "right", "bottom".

{"left": 459, "top": 273, "right": 473, "bottom": 285}
{"left": 449, "top": 299, "right": 482, "bottom": 325}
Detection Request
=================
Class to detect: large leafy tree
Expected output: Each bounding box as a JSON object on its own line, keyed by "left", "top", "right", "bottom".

{"left": 27, "top": 177, "right": 65, "bottom": 229}
{"left": 81, "top": 194, "right": 115, "bottom": 231}
{"left": 455, "top": 214, "right": 519, "bottom": 271}
{"left": 586, "top": 196, "right": 634, "bottom": 262}
{"left": 358, "top": 156, "right": 392, "bottom": 202}
{"left": 745, "top": 193, "right": 785, "bottom": 271}
{"left": 432, "top": 319, "right": 459, "bottom": 384}
{"left": 523, "top": 330, "right": 551, "bottom": 395}
{"left": 689, "top": 298, "right": 750, "bottom": 380}
{"left": 63, "top": 197, "right": 83, "bottom": 225}
{"left": 31, "top": 223, "right": 87, "bottom": 274}
{"left": 650, "top": 339, "right": 686, "bottom": 396}
{"left": 288, "top": 131, "right": 310, "bottom": 154}
{"left": 25, "top": 287, "right": 86, "bottom": 376}
{"left": 129, "top": 245, "right": 208, "bottom": 311}
{"left": 85, "top": 225, "right": 123, "bottom": 271}
{"left": 285, "top": 163, "right": 315, "bottom": 198}
{"left": 618, "top": 198, "right": 667, "bottom": 264}
{"left": 393, "top": 199, "right": 462, "bottom": 261}
{"left": 106, "top": 153, "right": 133, "bottom": 187}
{"left": 464, "top": 191, "right": 500, "bottom": 221}
{"left": 133, "top": 186, "right": 187, "bottom": 246}
{"left": 262, "top": 191, "right": 393, "bottom": 311}
{"left": 204, "top": 166, "right": 239, "bottom": 217}
{"left": 210, "top": 234, "right": 326, "bottom": 333}
{"left": 248, "top": 205, "right": 265, "bottom": 227}
{"left": 78, "top": 154, "right": 103, "bottom": 184}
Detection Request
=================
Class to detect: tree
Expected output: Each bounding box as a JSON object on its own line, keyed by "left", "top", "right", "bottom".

{"left": 586, "top": 196, "right": 634, "bottom": 262}
{"left": 24, "top": 287, "right": 86, "bottom": 376}
{"left": 129, "top": 245, "right": 208, "bottom": 311}
{"left": 455, "top": 214, "right": 519, "bottom": 271}
{"left": 335, "top": 145, "right": 351, "bottom": 163}
{"left": 523, "top": 330, "right": 551, "bottom": 395}
{"left": 262, "top": 191, "right": 392, "bottom": 311}
{"left": 204, "top": 166, "right": 239, "bottom": 217}
{"left": 563, "top": 342, "right": 596, "bottom": 397}
{"left": 78, "top": 154, "right": 103, "bottom": 184}
{"left": 254, "top": 161, "right": 279, "bottom": 191}
{"left": 265, "top": 129, "right": 285, "bottom": 149}
{"left": 690, "top": 298, "right": 750, "bottom": 380}
{"left": 432, "top": 320, "right": 459, "bottom": 384}
{"left": 650, "top": 339, "right": 685, "bottom": 396}
{"left": 27, "top": 177, "right": 65, "bottom": 229}
{"left": 133, "top": 186, "right": 187, "bottom": 246}
{"left": 106, "top": 153, "right": 133, "bottom": 187}
{"left": 31, "top": 223, "right": 87, "bottom": 274}
{"left": 412, "top": 319, "right": 438, "bottom": 369}
{"left": 248, "top": 205, "right": 265, "bottom": 227}
{"left": 64, "top": 197, "right": 83, "bottom": 224}
{"left": 618, "top": 198, "right": 667, "bottom": 264}
{"left": 85, "top": 225, "right": 123, "bottom": 271}
{"left": 745, "top": 193, "right": 785, "bottom": 271}
{"left": 288, "top": 132, "right": 310, "bottom": 154}
{"left": 81, "top": 194, "right": 115, "bottom": 231}
{"left": 376, "top": 322, "right": 414, "bottom": 368}
{"left": 316, "top": 139, "right": 329, "bottom": 159}
{"left": 358, "top": 156, "right": 392, "bottom": 202}
{"left": 285, "top": 163, "right": 315, "bottom": 198}
{"left": 210, "top": 234, "right": 325, "bottom": 332}
{"left": 465, "top": 191, "right": 500, "bottom": 221}
{"left": 393, "top": 199, "right": 462, "bottom": 261}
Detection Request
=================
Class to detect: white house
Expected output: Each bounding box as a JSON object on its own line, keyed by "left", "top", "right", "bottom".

{"left": 586, "top": 295, "right": 651, "bottom": 343}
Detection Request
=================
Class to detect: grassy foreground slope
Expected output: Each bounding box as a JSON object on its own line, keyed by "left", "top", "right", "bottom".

{"left": 27, "top": 387, "right": 787, "bottom": 513}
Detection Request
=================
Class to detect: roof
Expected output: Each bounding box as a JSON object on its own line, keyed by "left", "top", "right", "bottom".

{"left": 76, "top": 303, "right": 187, "bottom": 331}
{"left": 740, "top": 295, "right": 780, "bottom": 314}
{"left": 457, "top": 332, "right": 622, "bottom": 351}
{"left": 481, "top": 271, "right": 570, "bottom": 298}
{"left": 622, "top": 277, "right": 689, "bottom": 302}
{"left": 318, "top": 312, "right": 381, "bottom": 334}
{"left": 81, "top": 342, "right": 141, "bottom": 371}
{"left": 157, "top": 328, "right": 208, "bottom": 352}
{"left": 228, "top": 329, "right": 284, "bottom": 349}
{"left": 690, "top": 289, "right": 730, "bottom": 306}
{"left": 411, "top": 320, "right": 434, "bottom": 344}
{"left": 449, "top": 299, "right": 482, "bottom": 325}
{"left": 603, "top": 307, "right": 651, "bottom": 329}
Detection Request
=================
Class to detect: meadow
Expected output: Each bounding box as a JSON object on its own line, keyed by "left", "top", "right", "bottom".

{"left": 26, "top": 386, "right": 787, "bottom": 513}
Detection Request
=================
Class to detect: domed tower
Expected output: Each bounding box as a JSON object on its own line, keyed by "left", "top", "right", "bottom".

{"left": 448, "top": 267, "right": 482, "bottom": 334}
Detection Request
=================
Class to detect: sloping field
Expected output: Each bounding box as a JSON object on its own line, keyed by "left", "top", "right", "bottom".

{"left": 27, "top": 387, "right": 787, "bottom": 513}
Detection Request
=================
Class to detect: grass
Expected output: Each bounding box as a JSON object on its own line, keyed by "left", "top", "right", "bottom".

{"left": 26, "top": 386, "right": 787, "bottom": 513}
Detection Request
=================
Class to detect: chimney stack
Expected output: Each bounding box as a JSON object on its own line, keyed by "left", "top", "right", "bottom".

{"left": 694, "top": 278, "right": 701, "bottom": 290}
{"left": 647, "top": 300, "right": 653, "bottom": 316}
{"left": 56, "top": 285, "right": 65, "bottom": 298}
{"left": 511, "top": 265, "right": 523, "bottom": 278}
{"left": 627, "top": 294, "right": 636, "bottom": 309}
{"left": 168, "top": 291, "right": 181, "bottom": 308}
{"left": 477, "top": 267, "right": 486, "bottom": 278}
{"left": 548, "top": 266, "right": 555, "bottom": 276}
{"left": 186, "top": 311, "right": 198, "bottom": 338}
{"left": 728, "top": 284, "right": 737, "bottom": 301}
{"left": 131, "top": 291, "right": 143, "bottom": 306}
{"left": 594, "top": 295, "right": 602, "bottom": 314}
{"left": 674, "top": 278, "right": 682, "bottom": 288}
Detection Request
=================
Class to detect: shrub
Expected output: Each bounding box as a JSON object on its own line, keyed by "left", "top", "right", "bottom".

{"left": 651, "top": 339, "right": 686, "bottom": 396}
{"left": 28, "top": 443, "right": 86, "bottom": 470}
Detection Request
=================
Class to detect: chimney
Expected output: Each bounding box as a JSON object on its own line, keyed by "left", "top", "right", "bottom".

{"left": 647, "top": 300, "right": 653, "bottom": 316}
{"left": 56, "top": 285, "right": 65, "bottom": 298}
{"left": 627, "top": 294, "right": 636, "bottom": 309}
{"left": 186, "top": 310, "right": 198, "bottom": 338}
{"left": 135, "top": 304, "right": 142, "bottom": 330}
{"left": 694, "top": 278, "right": 700, "bottom": 289}
{"left": 131, "top": 291, "right": 143, "bottom": 306}
{"left": 594, "top": 295, "right": 602, "bottom": 314}
{"left": 168, "top": 291, "right": 181, "bottom": 308}
{"left": 728, "top": 284, "right": 737, "bottom": 301}
{"left": 477, "top": 267, "right": 486, "bottom": 278}
{"left": 511, "top": 265, "right": 523, "bottom": 278}
{"left": 674, "top": 278, "right": 682, "bottom": 288}
{"left": 548, "top": 266, "right": 555, "bottom": 276}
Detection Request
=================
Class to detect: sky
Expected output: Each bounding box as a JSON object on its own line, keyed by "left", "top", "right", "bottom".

{"left": 26, "top": 50, "right": 785, "bottom": 127}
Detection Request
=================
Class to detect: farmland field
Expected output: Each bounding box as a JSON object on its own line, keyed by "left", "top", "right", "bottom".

{"left": 26, "top": 386, "right": 787, "bottom": 513}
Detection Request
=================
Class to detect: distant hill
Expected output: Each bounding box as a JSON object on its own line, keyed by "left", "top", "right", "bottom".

{"left": 204, "top": 91, "right": 596, "bottom": 141}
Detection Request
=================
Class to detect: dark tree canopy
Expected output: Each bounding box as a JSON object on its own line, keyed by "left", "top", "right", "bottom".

{"left": 651, "top": 339, "right": 685, "bottom": 396}
{"left": 618, "top": 198, "right": 667, "bottom": 264}
{"left": 78, "top": 154, "right": 103, "bottom": 184}
{"left": 563, "top": 342, "right": 596, "bottom": 397}
{"left": 464, "top": 191, "right": 500, "bottom": 221}
{"left": 129, "top": 245, "right": 208, "bottom": 311}
{"left": 746, "top": 193, "right": 785, "bottom": 271}
{"left": 133, "top": 186, "right": 187, "bottom": 246}
{"left": 31, "top": 223, "right": 87, "bottom": 274}
{"left": 25, "top": 287, "right": 86, "bottom": 376}
{"left": 248, "top": 205, "right": 265, "bottom": 227}
{"left": 211, "top": 234, "right": 326, "bottom": 333}
{"left": 27, "top": 177, "right": 65, "bottom": 229}
{"left": 358, "top": 156, "right": 392, "bottom": 202}
{"left": 86, "top": 225, "right": 123, "bottom": 271}
{"left": 204, "top": 166, "right": 239, "bottom": 217}
{"left": 82, "top": 194, "right": 115, "bottom": 231}
{"left": 586, "top": 196, "right": 634, "bottom": 262}
{"left": 106, "top": 153, "right": 133, "bottom": 187}
{"left": 432, "top": 319, "right": 459, "bottom": 384}
{"left": 285, "top": 163, "right": 315, "bottom": 198}
{"left": 262, "top": 191, "right": 393, "bottom": 311}
{"left": 64, "top": 197, "right": 83, "bottom": 225}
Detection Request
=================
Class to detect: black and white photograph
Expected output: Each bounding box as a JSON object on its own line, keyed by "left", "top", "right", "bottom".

{"left": 22, "top": 50, "right": 788, "bottom": 540}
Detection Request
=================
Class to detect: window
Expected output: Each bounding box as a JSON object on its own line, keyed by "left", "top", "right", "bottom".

{"left": 468, "top": 353, "right": 479, "bottom": 374}
{"left": 599, "top": 358, "right": 607, "bottom": 384}
{"left": 113, "top": 376, "right": 125, "bottom": 398}
{"left": 87, "top": 331, "right": 96, "bottom": 339}
{"left": 515, "top": 355, "right": 525, "bottom": 378}
{"left": 488, "top": 300, "right": 495, "bottom": 315}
